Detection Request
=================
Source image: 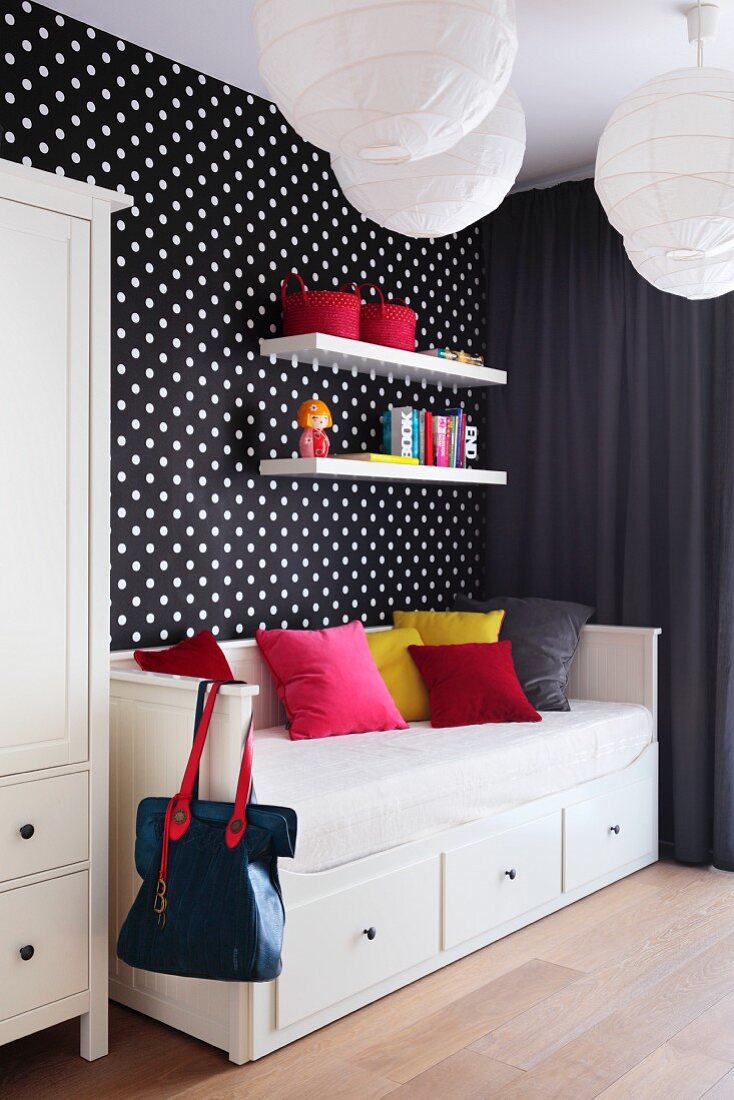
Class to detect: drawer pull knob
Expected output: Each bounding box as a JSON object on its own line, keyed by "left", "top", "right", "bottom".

{"left": 610, "top": 824, "right": 621, "bottom": 835}
{"left": 363, "top": 927, "right": 377, "bottom": 941}
{"left": 19, "top": 945, "right": 34, "bottom": 962}
{"left": 505, "top": 868, "right": 517, "bottom": 880}
{"left": 19, "top": 824, "right": 35, "bottom": 841}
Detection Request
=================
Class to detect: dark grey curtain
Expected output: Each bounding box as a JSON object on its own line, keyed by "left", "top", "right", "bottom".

{"left": 481, "top": 179, "right": 734, "bottom": 867}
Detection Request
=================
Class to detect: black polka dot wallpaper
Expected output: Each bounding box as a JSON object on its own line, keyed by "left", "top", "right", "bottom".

{"left": 0, "top": 0, "right": 495, "bottom": 649}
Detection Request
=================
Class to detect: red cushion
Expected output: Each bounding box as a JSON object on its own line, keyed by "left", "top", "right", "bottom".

{"left": 255, "top": 621, "right": 409, "bottom": 741}
{"left": 408, "top": 641, "right": 541, "bottom": 728}
{"left": 134, "top": 630, "right": 233, "bottom": 680}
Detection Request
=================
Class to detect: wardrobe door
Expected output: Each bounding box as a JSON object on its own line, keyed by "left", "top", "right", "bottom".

{"left": 0, "top": 197, "right": 90, "bottom": 776}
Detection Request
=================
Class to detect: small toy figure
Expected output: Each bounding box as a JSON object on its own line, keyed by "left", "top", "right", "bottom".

{"left": 297, "top": 398, "right": 332, "bottom": 458}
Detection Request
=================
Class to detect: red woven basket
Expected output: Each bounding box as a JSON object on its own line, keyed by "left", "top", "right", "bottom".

{"left": 281, "top": 272, "right": 361, "bottom": 340}
{"left": 359, "top": 283, "right": 417, "bottom": 352}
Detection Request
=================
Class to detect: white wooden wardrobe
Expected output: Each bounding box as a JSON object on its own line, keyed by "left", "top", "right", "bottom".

{"left": 0, "top": 160, "right": 131, "bottom": 1059}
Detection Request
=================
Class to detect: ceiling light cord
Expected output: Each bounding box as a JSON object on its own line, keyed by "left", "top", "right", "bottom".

{"left": 697, "top": 0, "right": 704, "bottom": 67}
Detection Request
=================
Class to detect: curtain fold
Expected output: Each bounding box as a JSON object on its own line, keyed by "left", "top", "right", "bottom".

{"left": 481, "top": 179, "right": 734, "bottom": 865}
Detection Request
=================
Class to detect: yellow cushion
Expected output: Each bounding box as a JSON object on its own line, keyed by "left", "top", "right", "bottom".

{"left": 393, "top": 609, "right": 505, "bottom": 647}
{"left": 366, "top": 627, "right": 429, "bottom": 722}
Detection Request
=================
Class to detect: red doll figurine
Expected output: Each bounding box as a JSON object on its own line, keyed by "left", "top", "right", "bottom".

{"left": 297, "top": 398, "right": 332, "bottom": 458}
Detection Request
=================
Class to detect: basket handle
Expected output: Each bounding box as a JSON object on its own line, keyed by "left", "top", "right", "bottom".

{"left": 359, "top": 282, "right": 387, "bottom": 314}
{"left": 281, "top": 271, "right": 308, "bottom": 307}
{"left": 337, "top": 281, "right": 361, "bottom": 297}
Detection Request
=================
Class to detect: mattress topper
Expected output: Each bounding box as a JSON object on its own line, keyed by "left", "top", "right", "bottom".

{"left": 252, "top": 699, "right": 653, "bottom": 874}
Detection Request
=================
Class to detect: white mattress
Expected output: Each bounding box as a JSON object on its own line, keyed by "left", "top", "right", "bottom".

{"left": 253, "top": 700, "right": 653, "bottom": 874}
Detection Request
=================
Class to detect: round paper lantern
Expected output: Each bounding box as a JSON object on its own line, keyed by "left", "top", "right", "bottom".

{"left": 625, "top": 240, "right": 734, "bottom": 299}
{"left": 595, "top": 66, "right": 734, "bottom": 299}
{"left": 253, "top": 0, "right": 518, "bottom": 164}
{"left": 331, "top": 87, "right": 525, "bottom": 238}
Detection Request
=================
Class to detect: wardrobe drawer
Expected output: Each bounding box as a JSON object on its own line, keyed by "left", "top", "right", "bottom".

{"left": 277, "top": 858, "right": 440, "bottom": 1030}
{"left": 0, "top": 772, "right": 88, "bottom": 884}
{"left": 564, "top": 778, "right": 656, "bottom": 892}
{"left": 0, "top": 872, "right": 88, "bottom": 1022}
{"left": 443, "top": 812, "right": 562, "bottom": 950}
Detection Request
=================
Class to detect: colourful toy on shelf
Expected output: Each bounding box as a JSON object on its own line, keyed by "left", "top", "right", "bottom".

{"left": 297, "top": 398, "right": 333, "bottom": 458}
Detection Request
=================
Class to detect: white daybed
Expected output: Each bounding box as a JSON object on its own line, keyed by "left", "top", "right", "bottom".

{"left": 109, "top": 624, "right": 659, "bottom": 1064}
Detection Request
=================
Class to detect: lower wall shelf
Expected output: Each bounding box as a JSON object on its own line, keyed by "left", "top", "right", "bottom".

{"left": 259, "top": 457, "right": 507, "bottom": 486}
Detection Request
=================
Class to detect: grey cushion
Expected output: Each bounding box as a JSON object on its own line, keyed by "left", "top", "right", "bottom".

{"left": 453, "top": 595, "right": 594, "bottom": 711}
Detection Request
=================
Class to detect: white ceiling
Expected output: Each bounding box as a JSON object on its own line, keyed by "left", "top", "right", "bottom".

{"left": 43, "top": 0, "right": 734, "bottom": 185}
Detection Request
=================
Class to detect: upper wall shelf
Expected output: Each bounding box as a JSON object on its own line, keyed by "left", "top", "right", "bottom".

{"left": 259, "top": 333, "right": 506, "bottom": 389}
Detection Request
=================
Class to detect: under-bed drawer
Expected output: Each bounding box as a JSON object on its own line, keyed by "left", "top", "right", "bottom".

{"left": 0, "top": 771, "right": 88, "bottom": 884}
{"left": 443, "top": 812, "right": 562, "bottom": 950}
{"left": 563, "top": 777, "right": 656, "bottom": 892}
{"left": 277, "top": 857, "right": 440, "bottom": 1030}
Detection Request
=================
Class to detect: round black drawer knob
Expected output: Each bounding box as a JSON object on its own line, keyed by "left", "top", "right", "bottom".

{"left": 610, "top": 824, "right": 621, "bottom": 835}
{"left": 19, "top": 945, "right": 34, "bottom": 962}
{"left": 19, "top": 824, "right": 35, "bottom": 841}
{"left": 505, "top": 868, "right": 517, "bottom": 880}
{"left": 363, "top": 927, "right": 377, "bottom": 941}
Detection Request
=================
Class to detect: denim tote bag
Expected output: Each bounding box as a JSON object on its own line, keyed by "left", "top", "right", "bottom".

{"left": 117, "top": 680, "right": 297, "bottom": 982}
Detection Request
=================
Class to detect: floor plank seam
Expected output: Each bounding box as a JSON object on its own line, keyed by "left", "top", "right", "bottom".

{"left": 508, "top": 908, "right": 734, "bottom": 1074}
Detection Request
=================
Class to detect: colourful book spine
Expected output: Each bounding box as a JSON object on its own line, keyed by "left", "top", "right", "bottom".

{"left": 434, "top": 416, "right": 448, "bottom": 467}
{"left": 412, "top": 409, "right": 420, "bottom": 459}
{"left": 445, "top": 408, "right": 464, "bottom": 467}
{"left": 418, "top": 410, "right": 425, "bottom": 464}
{"left": 452, "top": 414, "right": 460, "bottom": 467}
{"left": 425, "top": 411, "right": 434, "bottom": 466}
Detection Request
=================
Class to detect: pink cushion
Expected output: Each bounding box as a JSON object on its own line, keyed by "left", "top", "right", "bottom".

{"left": 134, "top": 630, "right": 233, "bottom": 680}
{"left": 255, "top": 621, "right": 409, "bottom": 741}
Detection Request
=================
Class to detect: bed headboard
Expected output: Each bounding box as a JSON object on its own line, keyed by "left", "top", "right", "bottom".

{"left": 110, "top": 624, "right": 660, "bottom": 738}
{"left": 568, "top": 625, "right": 659, "bottom": 737}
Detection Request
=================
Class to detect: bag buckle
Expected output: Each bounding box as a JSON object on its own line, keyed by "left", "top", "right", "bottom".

{"left": 154, "top": 878, "right": 167, "bottom": 928}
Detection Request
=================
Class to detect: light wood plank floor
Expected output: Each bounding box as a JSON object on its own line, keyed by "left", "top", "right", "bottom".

{"left": 4, "top": 860, "right": 734, "bottom": 1099}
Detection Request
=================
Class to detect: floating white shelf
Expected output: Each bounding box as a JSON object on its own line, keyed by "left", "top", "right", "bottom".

{"left": 259, "top": 457, "right": 507, "bottom": 486}
{"left": 259, "top": 333, "right": 506, "bottom": 389}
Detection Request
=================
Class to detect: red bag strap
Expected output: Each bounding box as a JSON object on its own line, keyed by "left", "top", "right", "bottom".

{"left": 157, "top": 683, "right": 254, "bottom": 900}
{"left": 281, "top": 271, "right": 307, "bottom": 307}
{"left": 225, "top": 717, "right": 254, "bottom": 848}
{"left": 166, "top": 681, "right": 225, "bottom": 842}
{"left": 359, "top": 282, "right": 386, "bottom": 314}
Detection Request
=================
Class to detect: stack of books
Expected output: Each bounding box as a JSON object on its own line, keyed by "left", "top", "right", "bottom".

{"left": 380, "top": 406, "right": 472, "bottom": 468}
{"left": 338, "top": 452, "right": 419, "bottom": 466}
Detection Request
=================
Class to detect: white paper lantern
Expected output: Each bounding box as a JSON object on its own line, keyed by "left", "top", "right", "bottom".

{"left": 331, "top": 87, "right": 525, "bottom": 238}
{"left": 625, "top": 240, "right": 734, "bottom": 299}
{"left": 596, "top": 67, "right": 734, "bottom": 299}
{"left": 253, "top": 0, "right": 517, "bottom": 164}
